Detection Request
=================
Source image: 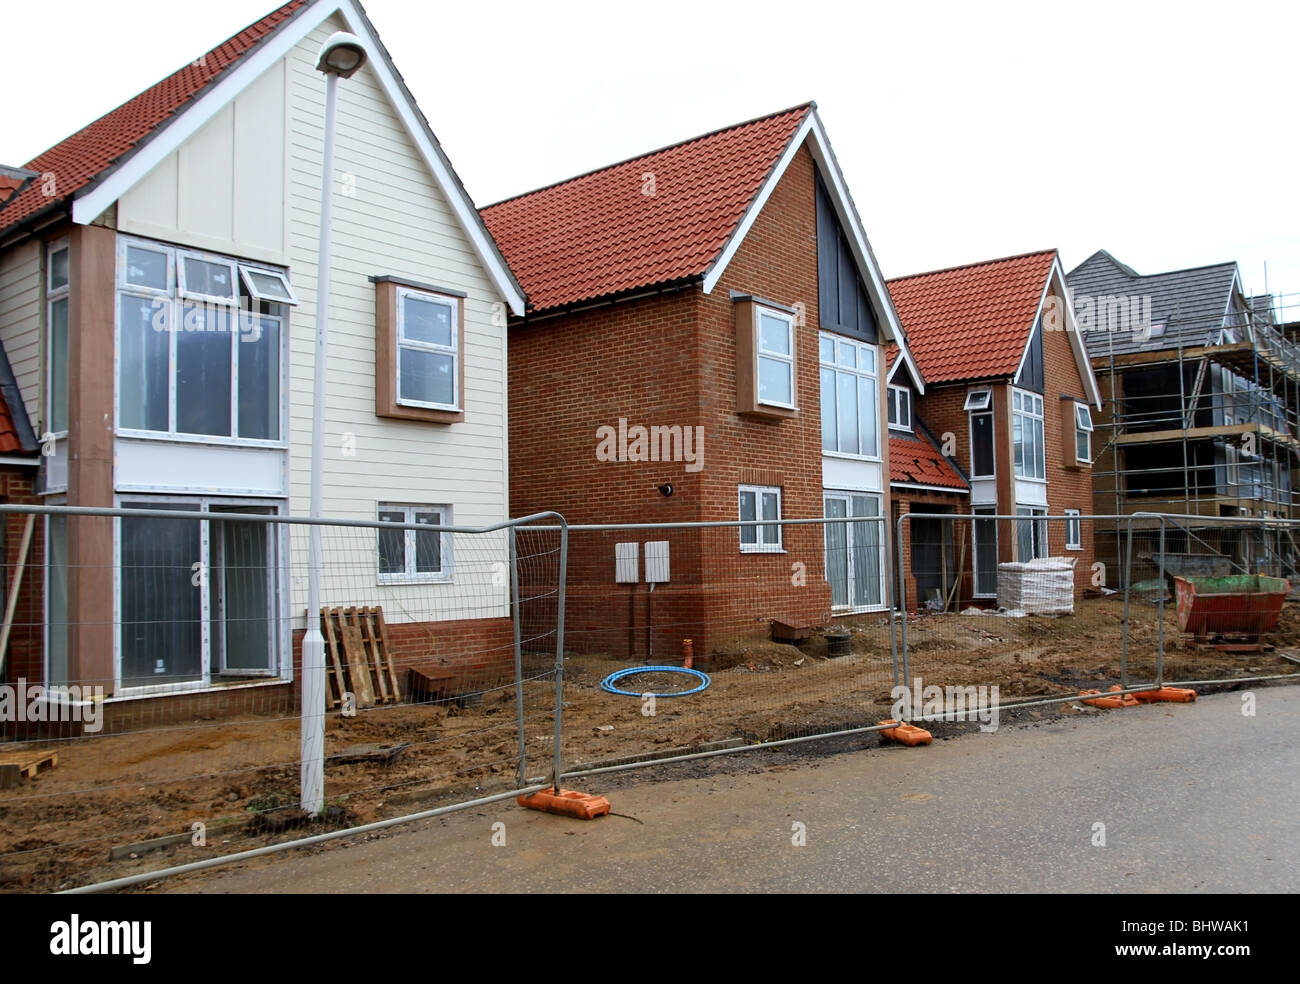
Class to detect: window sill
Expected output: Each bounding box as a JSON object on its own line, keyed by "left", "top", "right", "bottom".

{"left": 378, "top": 405, "right": 464, "bottom": 425}
{"left": 1013, "top": 476, "right": 1048, "bottom": 484}
{"left": 821, "top": 450, "right": 884, "bottom": 464}
{"left": 740, "top": 546, "right": 785, "bottom": 555}
{"left": 115, "top": 429, "right": 289, "bottom": 450}
{"left": 739, "top": 403, "right": 798, "bottom": 422}
{"left": 377, "top": 574, "right": 454, "bottom": 586}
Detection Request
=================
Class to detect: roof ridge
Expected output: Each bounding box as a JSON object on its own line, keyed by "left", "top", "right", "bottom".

{"left": 887, "top": 247, "right": 1057, "bottom": 285}
{"left": 479, "top": 101, "right": 815, "bottom": 211}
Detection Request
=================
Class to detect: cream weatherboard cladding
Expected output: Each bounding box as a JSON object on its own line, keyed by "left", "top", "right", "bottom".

{"left": 0, "top": 239, "right": 43, "bottom": 429}
{"left": 109, "top": 13, "right": 512, "bottom": 627}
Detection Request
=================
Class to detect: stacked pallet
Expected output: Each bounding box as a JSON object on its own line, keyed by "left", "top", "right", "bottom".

{"left": 321, "top": 606, "right": 402, "bottom": 709}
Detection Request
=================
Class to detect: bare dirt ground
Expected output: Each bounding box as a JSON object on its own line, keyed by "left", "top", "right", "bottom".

{"left": 2, "top": 595, "right": 1297, "bottom": 892}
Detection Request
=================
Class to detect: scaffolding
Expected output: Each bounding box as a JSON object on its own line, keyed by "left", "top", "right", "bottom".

{"left": 1090, "top": 287, "right": 1300, "bottom": 583}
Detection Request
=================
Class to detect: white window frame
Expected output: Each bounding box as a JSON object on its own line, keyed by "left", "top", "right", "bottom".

{"left": 395, "top": 286, "right": 460, "bottom": 412}
{"left": 1074, "top": 402, "right": 1093, "bottom": 464}
{"left": 819, "top": 332, "right": 880, "bottom": 459}
{"left": 823, "top": 490, "right": 885, "bottom": 613}
{"left": 240, "top": 265, "right": 299, "bottom": 305}
{"left": 111, "top": 496, "right": 288, "bottom": 697}
{"left": 1015, "top": 505, "right": 1048, "bottom": 560}
{"left": 114, "top": 236, "right": 289, "bottom": 448}
{"left": 1012, "top": 388, "right": 1046, "bottom": 481}
{"left": 972, "top": 505, "right": 998, "bottom": 597}
{"left": 738, "top": 484, "right": 783, "bottom": 553}
{"left": 45, "top": 239, "right": 70, "bottom": 440}
{"left": 963, "top": 389, "right": 992, "bottom": 412}
{"left": 1065, "top": 509, "right": 1082, "bottom": 551}
{"left": 969, "top": 409, "right": 995, "bottom": 479}
{"left": 377, "top": 503, "right": 454, "bottom": 583}
{"left": 887, "top": 385, "right": 911, "bottom": 430}
{"left": 756, "top": 307, "right": 796, "bottom": 410}
{"left": 177, "top": 249, "right": 239, "bottom": 305}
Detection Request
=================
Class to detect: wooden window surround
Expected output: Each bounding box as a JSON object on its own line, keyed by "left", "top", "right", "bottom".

{"left": 734, "top": 293, "right": 798, "bottom": 421}
{"left": 374, "top": 275, "right": 466, "bottom": 424}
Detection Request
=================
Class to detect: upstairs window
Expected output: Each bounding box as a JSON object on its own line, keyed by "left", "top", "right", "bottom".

{"left": 46, "top": 241, "right": 70, "bottom": 436}
{"left": 820, "top": 333, "right": 879, "bottom": 458}
{"left": 1013, "top": 388, "right": 1045, "bottom": 480}
{"left": 374, "top": 276, "right": 466, "bottom": 424}
{"left": 887, "top": 385, "right": 911, "bottom": 430}
{"left": 116, "top": 238, "right": 290, "bottom": 443}
{"left": 756, "top": 309, "right": 795, "bottom": 409}
{"left": 1074, "top": 402, "right": 1094, "bottom": 463}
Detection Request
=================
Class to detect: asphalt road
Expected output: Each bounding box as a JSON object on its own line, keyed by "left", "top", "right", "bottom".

{"left": 164, "top": 687, "right": 1299, "bottom": 893}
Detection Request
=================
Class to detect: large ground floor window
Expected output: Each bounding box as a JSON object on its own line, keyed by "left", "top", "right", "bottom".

{"left": 119, "top": 499, "right": 283, "bottom": 691}
{"left": 824, "top": 491, "right": 884, "bottom": 611}
{"left": 1015, "top": 505, "right": 1048, "bottom": 561}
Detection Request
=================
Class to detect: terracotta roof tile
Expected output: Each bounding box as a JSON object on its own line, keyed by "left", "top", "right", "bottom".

{"left": 480, "top": 105, "right": 812, "bottom": 313}
{"left": 0, "top": 1, "right": 307, "bottom": 234}
{"left": 889, "top": 429, "right": 967, "bottom": 491}
{"left": 886, "top": 250, "right": 1056, "bottom": 385}
{"left": 0, "top": 396, "right": 24, "bottom": 454}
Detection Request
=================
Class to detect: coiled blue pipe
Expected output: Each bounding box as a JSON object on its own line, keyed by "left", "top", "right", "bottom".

{"left": 599, "top": 665, "right": 711, "bottom": 697}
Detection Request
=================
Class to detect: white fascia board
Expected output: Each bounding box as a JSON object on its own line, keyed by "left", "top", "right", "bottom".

{"left": 71, "top": 0, "right": 525, "bottom": 316}
{"left": 1053, "top": 260, "right": 1103, "bottom": 409}
{"left": 1012, "top": 258, "right": 1102, "bottom": 409}
{"left": 700, "top": 109, "right": 922, "bottom": 394}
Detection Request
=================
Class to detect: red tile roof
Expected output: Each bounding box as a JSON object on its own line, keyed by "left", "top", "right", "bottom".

{"left": 0, "top": 1, "right": 307, "bottom": 234}
{"left": 0, "top": 395, "right": 25, "bottom": 454}
{"left": 886, "top": 250, "right": 1056, "bottom": 385}
{"left": 480, "top": 104, "right": 813, "bottom": 313}
{"left": 889, "top": 429, "right": 967, "bottom": 491}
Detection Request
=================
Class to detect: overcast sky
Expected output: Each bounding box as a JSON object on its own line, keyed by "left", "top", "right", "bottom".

{"left": 4, "top": 0, "right": 1296, "bottom": 312}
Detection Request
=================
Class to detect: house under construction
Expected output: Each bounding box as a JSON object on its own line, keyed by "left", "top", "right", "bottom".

{"left": 1066, "top": 250, "right": 1300, "bottom": 582}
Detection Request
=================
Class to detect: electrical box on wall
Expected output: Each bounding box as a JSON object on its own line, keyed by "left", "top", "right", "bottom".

{"left": 615, "top": 542, "right": 639, "bottom": 583}
{"left": 645, "top": 541, "right": 670, "bottom": 583}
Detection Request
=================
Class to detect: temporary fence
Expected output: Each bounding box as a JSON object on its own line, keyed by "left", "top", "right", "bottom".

{"left": 0, "top": 504, "right": 566, "bottom": 892}
{"left": 896, "top": 511, "right": 1300, "bottom": 721}
{"left": 519, "top": 516, "right": 896, "bottom": 775}
{"left": 3, "top": 506, "right": 1299, "bottom": 892}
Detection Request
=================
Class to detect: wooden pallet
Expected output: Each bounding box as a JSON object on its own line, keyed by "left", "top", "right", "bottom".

{"left": 320, "top": 606, "right": 402, "bottom": 709}
{"left": 0, "top": 751, "right": 57, "bottom": 789}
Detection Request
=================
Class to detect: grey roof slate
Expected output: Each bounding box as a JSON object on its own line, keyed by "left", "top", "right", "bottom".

{"left": 1066, "top": 250, "right": 1240, "bottom": 359}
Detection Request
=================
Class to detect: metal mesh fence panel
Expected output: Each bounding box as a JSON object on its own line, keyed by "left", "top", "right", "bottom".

{"left": 897, "top": 512, "right": 1300, "bottom": 722}
{"left": 0, "top": 506, "right": 563, "bottom": 892}
{"left": 527, "top": 517, "right": 896, "bottom": 774}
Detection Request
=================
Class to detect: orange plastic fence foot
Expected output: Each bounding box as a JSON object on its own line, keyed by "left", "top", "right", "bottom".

{"left": 517, "top": 788, "right": 611, "bottom": 820}
{"left": 1132, "top": 686, "right": 1198, "bottom": 703}
{"left": 877, "top": 720, "right": 932, "bottom": 746}
{"left": 1078, "top": 688, "right": 1139, "bottom": 709}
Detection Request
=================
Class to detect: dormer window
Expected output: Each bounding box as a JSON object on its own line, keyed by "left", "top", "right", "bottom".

{"left": 887, "top": 385, "right": 911, "bottom": 430}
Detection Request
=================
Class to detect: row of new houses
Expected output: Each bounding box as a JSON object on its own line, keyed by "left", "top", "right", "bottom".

{"left": 0, "top": 0, "right": 1291, "bottom": 715}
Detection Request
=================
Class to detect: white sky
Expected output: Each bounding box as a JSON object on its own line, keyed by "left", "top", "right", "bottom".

{"left": 4, "top": 0, "right": 1297, "bottom": 310}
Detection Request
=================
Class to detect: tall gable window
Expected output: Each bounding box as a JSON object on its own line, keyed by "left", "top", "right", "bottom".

{"left": 116, "top": 237, "right": 290, "bottom": 443}
{"left": 820, "top": 333, "right": 879, "bottom": 458}
{"left": 966, "top": 389, "right": 995, "bottom": 478}
{"left": 1012, "top": 388, "right": 1045, "bottom": 480}
{"left": 46, "top": 241, "right": 70, "bottom": 437}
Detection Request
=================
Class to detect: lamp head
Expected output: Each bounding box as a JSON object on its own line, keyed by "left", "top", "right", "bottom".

{"left": 316, "top": 31, "right": 367, "bottom": 78}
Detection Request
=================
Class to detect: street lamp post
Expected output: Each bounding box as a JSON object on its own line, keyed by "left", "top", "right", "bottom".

{"left": 302, "top": 31, "right": 367, "bottom": 816}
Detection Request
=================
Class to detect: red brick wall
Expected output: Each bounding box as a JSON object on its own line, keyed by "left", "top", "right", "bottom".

{"left": 1, "top": 467, "right": 45, "bottom": 687}
{"left": 507, "top": 144, "right": 874, "bottom": 655}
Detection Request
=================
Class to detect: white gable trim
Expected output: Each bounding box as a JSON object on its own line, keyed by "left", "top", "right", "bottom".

{"left": 70, "top": 0, "right": 525, "bottom": 315}
{"left": 700, "top": 109, "right": 923, "bottom": 394}
{"left": 1012, "top": 258, "right": 1102, "bottom": 409}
